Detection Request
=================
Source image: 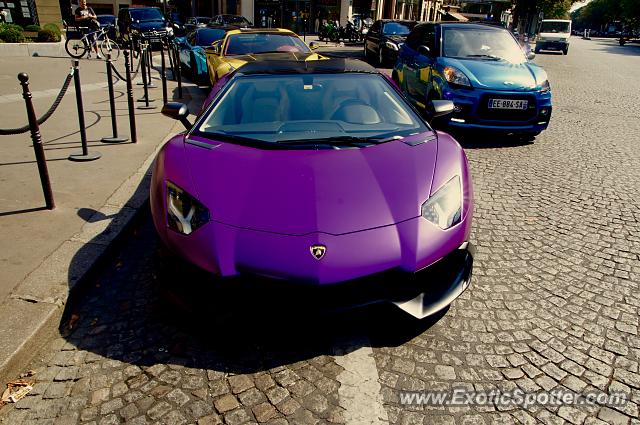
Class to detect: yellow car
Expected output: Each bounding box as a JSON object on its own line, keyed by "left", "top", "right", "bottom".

{"left": 205, "top": 28, "right": 324, "bottom": 85}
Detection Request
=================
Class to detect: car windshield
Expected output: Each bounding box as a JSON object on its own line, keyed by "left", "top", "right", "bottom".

{"left": 383, "top": 22, "right": 414, "bottom": 35}
{"left": 197, "top": 28, "right": 226, "bottom": 46}
{"left": 225, "top": 33, "right": 310, "bottom": 55}
{"left": 443, "top": 28, "right": 526, "bottom": 64}
{"left": 225, "top": 16, "right": 250, "bottom": 25}
{"left": 197, "top": 73, "right": 428, "bottom": 145}
{"left": 130, "top": 8, "right": 163, "bottom": 22}
{"left": 196, "top": 17, "right": 212, "bottom": 24}
{"left": 539, "top": 21, "right": 570, "bottom": 33}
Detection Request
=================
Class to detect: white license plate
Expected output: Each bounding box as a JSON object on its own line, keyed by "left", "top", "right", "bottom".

{"left": 488, "top": 99, "right": 528, "bottom": 110}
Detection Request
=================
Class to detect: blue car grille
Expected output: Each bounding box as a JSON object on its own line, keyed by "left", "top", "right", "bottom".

{"left": 476, "top": 94, "right": 537, "bottom": 122}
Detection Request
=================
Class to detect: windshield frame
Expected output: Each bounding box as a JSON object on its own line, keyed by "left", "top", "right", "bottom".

{"left": 441, "top": 26, "right": 527, "bottom": 64}
{"left": 189, "top": 72, "right": 432, "bottom": 148}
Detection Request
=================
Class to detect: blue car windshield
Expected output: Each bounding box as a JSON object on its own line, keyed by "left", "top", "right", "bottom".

{"left": 198, "top": 73, "right": 428, "bottom": 144}
{"left": 443, "top": 28, "right": 526, "bottom": 64}
{"left": 383, "top": 22, "right": 414, "bottom": 35}
{"left": 197, "top": 29, "right": 226, "bottom": 46}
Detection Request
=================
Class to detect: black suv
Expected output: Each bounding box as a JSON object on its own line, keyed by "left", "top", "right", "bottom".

{"left": 117, "top": 7, "right": 173, "bottom": 44}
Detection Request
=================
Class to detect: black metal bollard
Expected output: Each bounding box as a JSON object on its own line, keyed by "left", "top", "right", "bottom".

{"left": 173, "top": 43, "right": 182, "bottom": 99}
{"left": 138, "top": 44, "right": 156, "bottom": 110}
{"left": 18, "top": 73, "right": 55, "bottom": 209}
{"left": 101, "top": 53, "right": 129, "bottom": 143}
{"left": 124, "top": 51, "right": 138, "bottom": 144}
{"left": 69, "top": 59, "right": 101, "bottom": 161}
{"left": 160, "top": 43, "right": 168, "bottom": 105}
{"left": 146, "top": 44, "right": 156, "bottom": 88}
{"left": 137, "top": 43, "right": 146, "bottom": 86}
{"left": 167, "top": 39, "right": 176, "bottom": 81}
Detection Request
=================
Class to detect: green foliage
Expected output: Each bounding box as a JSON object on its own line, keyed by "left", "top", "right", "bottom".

{"left": 37, "top": 28, "right": 60, "bottom": 42}
{"left": 572, "top": 0, "right": 639, "bottom": 29}
{"left": 24, "top": 24, "right": 41, "bottom": 32}
{"left": 0, "top": 23, "right": 26, "bottom": 43}
{"left": 539, "top": 0, "right": 573, "bottom": 19}
{"left": 43, "top": 23, "right": 62, "bottom": 37}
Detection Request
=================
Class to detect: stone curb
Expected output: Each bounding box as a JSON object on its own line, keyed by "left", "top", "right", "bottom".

{"left": 0, "top": 38, "right": 66, "bottom": 57}
{"left": 0, "top": 86, "right": 200, "bottom": 385}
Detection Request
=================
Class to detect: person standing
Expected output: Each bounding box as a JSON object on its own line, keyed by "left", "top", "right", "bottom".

{"left": 74, "top": 0, "right": 102, "bottom": 58}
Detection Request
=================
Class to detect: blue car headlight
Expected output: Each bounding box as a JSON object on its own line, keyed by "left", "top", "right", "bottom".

{"left": 540, "top": 79, "right": 550, "bottom": 93}
{"left": 443, "top": 66, "right": 471, "bottom": 88}
{"left": 421, "top": 176, "right": 462, "bottom": 230}
{"left": 167, "top": 181, "right": 209, "bottom": 235}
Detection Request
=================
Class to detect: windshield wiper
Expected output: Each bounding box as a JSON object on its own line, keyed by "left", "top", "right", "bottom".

{"left": 465, "top": 54, "right": 503, "bottom": 61}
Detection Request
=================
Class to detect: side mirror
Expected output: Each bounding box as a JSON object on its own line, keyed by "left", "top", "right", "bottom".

{"left": 309, "top": 42, "right": 319, "bottom": 50}
{"left": 426, "top": 100, "right": 454, "bottom": 126}
{"left": 527, "top": 51, "right": 536, "bottom": 60}
{"left": 206, "top": 42, "right": 221, "bottom": 55}
{"left": 162, "top": 102, "right": 192, "bottom": 130}
{"left": 418, "top": 45, "right": 431, "bottom": 56}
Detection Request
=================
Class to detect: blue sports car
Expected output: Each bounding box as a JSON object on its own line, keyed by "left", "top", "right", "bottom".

{"left": 393, "top": 23, "right": 552, "bottom": 138}
{"left": 176, "top": 27, "right": 231, "bottom": 85}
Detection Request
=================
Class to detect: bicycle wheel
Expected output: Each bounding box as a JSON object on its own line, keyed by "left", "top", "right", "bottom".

{"left": 100, "top": 39, "right": 121, "bottom": 61}
{"left": 65, "top": 38, "right": 88, "bottom": 59}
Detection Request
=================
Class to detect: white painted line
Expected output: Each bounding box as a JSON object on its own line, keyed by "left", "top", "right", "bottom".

{"left": 334, "top": 336, "right": 389, "bottom": 425}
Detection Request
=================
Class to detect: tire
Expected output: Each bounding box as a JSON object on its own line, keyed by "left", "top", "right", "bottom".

{"left": 534, "top": 46, "right": 540, "bottom": 54}
{"left": 65, "top": 38, "right": 88, "bottom": 59}
{"left": 329, "top": 31, "right": 339, "bottom": 43}
{"left": 99, "top": 39, "right": 121, "bottom": 60}
{"left": 562, "top": 46, "right": 568, "bottom": 55}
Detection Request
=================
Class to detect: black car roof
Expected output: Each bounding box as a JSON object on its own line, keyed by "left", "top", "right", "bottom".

{"left": 236, "top": 59, "right": 378, "bottom": 76}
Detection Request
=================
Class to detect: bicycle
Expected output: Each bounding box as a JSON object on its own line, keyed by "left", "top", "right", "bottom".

{"left": 65, "top": 23, "right": 121, "bottom": 60}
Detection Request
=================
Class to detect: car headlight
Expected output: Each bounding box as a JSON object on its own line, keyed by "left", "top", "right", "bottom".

{"left": 166, "top": 181, "right": 209, "bottom": 235}
{"left": 385, "top": 41, "right": 399, "bottom": 51}
{"left": 421, "top": 176, "right": 462, "bottom": 230}
{"left": 443, "top": 66, "right": 471, "bottom": 88}
{"left": 540, "top": 79, "right": 550, "bottom": 93}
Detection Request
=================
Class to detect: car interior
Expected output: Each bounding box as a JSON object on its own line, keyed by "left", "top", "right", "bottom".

{"left": 199, "top": 74, "right": 420, "bottom": 142}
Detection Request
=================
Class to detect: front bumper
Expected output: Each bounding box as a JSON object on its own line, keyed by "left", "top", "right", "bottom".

{"left": 442, "top": 87, "right": 552, "bottom": 134}
{"left": 536, "top": 40, "right": 568, "bottom": 51}
{"left": 160, "top": 216, "right": 473, "bottom": 318}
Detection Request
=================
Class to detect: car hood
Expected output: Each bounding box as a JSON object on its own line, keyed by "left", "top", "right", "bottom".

{"left": 443, "top": 57, "right": 542, "bottom": 91}
{"left": 539, "top": 32, "right": 570, "bottom": 40}
{"left": 183, "top": 133, "right": 437, "bottom": 235}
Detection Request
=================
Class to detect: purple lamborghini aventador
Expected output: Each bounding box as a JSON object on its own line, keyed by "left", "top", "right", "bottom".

{"left": 150, "top": 59, "right": 474, "bottom": 319}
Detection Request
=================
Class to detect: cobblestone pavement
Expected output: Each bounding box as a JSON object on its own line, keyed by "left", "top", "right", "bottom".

{"left": 1, "top": 37, "right": 640, "bottom": 425}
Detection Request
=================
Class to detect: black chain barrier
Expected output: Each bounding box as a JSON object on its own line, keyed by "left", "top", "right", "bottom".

{"left": 110, "top": 54, "right": 142, "bottom": 83}
{"left": 0, "top": 68, "right": 74, "bottom": 136}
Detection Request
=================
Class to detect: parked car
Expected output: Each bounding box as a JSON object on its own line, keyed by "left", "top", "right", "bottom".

{"left": 152, "top": 59, "right": 474, "bottom": 319}
{"left": 212, "top": 14, "right": 252, "bottom": 28}
{"left": 176, "top": 27, "right": 231, "bottom": 85}
{"left": 96, "top": 14, "right": 117, "bottom": 41}
{"left": 184, "top": 16, "right": 213, "bottom": 32}
{"left": 117, "top": 7, "right": 173, "bottom": 45}
{"left": 204, "top": 28, "right": 323, "bottom": 85}
{"left": 393, "top": 22, "right": 552, "bottom": 139}
{"left": 364, "top": 19, "right": 417, "bottom": 66}
{"left": 535, "top": 19, "right": 571, "bottom": 54}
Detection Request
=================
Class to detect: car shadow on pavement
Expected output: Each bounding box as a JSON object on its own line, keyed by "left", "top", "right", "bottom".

{"left": 447, "top": 130, "right": 535, "bottom": 149}
{"left": 592, "top": 40, "right": 640, "bottom": 56}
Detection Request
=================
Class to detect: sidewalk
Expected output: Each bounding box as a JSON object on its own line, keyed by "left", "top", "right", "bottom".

{"left": 0, "top": 53, "right": 207, "bottom": 382}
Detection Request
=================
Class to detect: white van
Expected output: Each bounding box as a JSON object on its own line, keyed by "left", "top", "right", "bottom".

{"left": 535, "top": 19, "right": 572, "bottom": 55}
